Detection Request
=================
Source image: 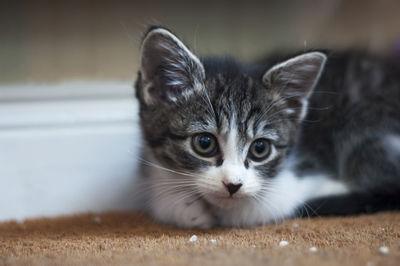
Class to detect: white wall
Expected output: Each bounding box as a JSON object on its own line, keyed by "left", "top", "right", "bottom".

{"left": 0, "top": 82, "right": 142, "bottom": 221}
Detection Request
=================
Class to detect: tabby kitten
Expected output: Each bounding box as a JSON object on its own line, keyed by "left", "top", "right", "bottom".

{"left": 134, "top": 26, "right": 400, "bottom": 228}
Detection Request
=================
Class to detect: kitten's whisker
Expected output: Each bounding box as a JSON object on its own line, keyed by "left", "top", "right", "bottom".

{"left": 135, "top": 157, "right": 209, "bottom": 179}
{"left": 311, "top": 90, "right": 338, "bottom": 95}
{"left": 251, "top": 193, "right": 280, "bottom": 224}
{"left": 259, "top": 181, "right": 320, "bottom": 219}
{"left": 256, "top": 94, "right": 304, "bottom": 124}
{"left": 198, "top": 89, "right": 217, "bottom": 122}
{"left": 288, "top": 196, "right": 320, "bottom": 219}
{"left": 267, "top": 118, "right": 321, "bottom": 125}
{"left": 264, "top": 104, "right": 303, "bottom": 121}
{"left": 265, "top": 105, "right": 329, "bottom": 122}
{"left": 300, "top": 200, "right": 322, "bottom": 218}
{"left": 256, "top": 96, "right": 286, "bottom": 123}
{"left": 151, "top": 186, "right": 199, "bottom": 202}
{"left": 167, "top": 191, "right": 203, "bottom": 210}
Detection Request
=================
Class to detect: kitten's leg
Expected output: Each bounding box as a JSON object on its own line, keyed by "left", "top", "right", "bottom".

{"left": 303, "top": 134, "right": 400, "bottom": 216}
{"left": 301, "top": 192, "right": 400, "bottom": 216}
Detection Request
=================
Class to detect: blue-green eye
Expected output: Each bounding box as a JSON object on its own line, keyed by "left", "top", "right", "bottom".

{"left": 192, "top": 133, "right": 218, "bottom": 157}
{"left": 248, "top": 139, "right": 271, "bottom": 161}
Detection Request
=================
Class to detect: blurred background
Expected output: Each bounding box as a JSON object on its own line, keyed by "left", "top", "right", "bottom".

{"left": 1, "top": 0, "right": 400, "bottom": 221}
{"left": 1, "top": 0, "right": 400, "bottom": 83}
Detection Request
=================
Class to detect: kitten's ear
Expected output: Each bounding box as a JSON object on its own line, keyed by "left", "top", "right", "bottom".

{"left": 138, "top": 26, "right": 205, "bottom": 105}
{"left": 262, "top": 52, "right": 327, "bottom": 119}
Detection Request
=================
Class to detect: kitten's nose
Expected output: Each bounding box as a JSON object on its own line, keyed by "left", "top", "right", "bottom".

{"left": 223, "top": 182, "right": 242, "bottom": 196}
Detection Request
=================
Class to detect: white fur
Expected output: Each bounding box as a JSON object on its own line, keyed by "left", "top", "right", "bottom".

{"left": 216, "top": 166, "right": 348, "bottom": 227}
{"left": 298, "top": 98, "right": 309, "bottom": 121}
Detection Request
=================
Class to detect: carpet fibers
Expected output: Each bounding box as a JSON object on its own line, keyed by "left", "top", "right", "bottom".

{"left": 0, "top": 212, "right": 399, "bottom": 266}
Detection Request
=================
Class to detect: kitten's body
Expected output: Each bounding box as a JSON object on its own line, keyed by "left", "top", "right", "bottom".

{"left": 135, "top": 26, "right": 400, "bottom": 228}
{"left": 267, "top": 52, "right": 400, "bottom": 216}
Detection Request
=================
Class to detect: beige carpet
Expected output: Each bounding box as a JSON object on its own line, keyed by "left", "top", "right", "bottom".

{"left": 0, "top": 212, "right": 399, "bottom": 266}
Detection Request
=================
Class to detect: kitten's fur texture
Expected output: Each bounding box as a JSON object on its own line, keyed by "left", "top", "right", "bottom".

{"left": 134, "top": 26, "right": 400, "bottom": 228}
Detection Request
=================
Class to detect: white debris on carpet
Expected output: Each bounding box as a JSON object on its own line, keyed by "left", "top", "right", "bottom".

{"left": 309, "top": 247, "right": 318, "bottom": 252}
{"left": 189, "top": 235, "right": 198, "bottom": 243}
{"left": 379, "top": 246, "right": 389, "bottom": 255}
{"left": 279, "top": 240, "right": 289, "bottom": 247}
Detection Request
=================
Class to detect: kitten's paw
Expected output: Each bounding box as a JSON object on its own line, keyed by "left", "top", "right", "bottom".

{"left": 177, "top": 199, "right": 214, "bottom": 229}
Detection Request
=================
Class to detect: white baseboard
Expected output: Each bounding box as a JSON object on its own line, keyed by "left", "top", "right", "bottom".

{"left": 0, "top": 81, "right": 142, "bottom": 221}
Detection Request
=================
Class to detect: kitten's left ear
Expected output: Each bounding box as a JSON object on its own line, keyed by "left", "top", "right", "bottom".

{"left": 138, "top": 26, "right": 205, "bottom": 105}
{"left": 262, "top": 52, "right": 327, "bottom": 119}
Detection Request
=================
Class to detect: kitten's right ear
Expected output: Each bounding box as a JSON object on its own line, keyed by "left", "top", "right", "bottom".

{"left": 138, "top": 26, "right": 205, "bottom": 105}
{"left": 262, "top": 52, "right": 327, "bottom": 120}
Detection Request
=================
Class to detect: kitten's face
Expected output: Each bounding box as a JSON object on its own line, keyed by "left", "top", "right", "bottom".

{"left": 140, "top": 75, "right": 295, "bottom": 208}
{"left": 136, "top": 26, "right": 326, "bottom": 209}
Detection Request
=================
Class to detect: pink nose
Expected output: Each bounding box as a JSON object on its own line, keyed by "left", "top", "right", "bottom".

{"left": 223, "top": 182, "right": 242, "bottom": 196}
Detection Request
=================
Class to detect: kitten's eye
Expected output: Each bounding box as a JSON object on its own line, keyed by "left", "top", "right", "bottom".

{"left": 248, "top": 139, "right": 271, "bottom": 161}
{"left": 192, "top": 133, "right": 218, "bottom": 157}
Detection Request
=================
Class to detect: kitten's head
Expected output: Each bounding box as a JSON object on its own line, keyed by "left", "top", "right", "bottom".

{"left": 136, "top": 26, "right": 326, "bottom": 208}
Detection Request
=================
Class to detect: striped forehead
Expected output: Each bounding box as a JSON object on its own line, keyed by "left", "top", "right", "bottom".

{"left": 193, "top": 74, "right": 281, "bottom": 146}
{"left": 221, "top": 115, "right": 244, "bottom": 162}
{"left": 213, "top": 100, "right": 281, "bottom": 146}
{"left": 214, "top": 78, "right": 268, "bottom": 134}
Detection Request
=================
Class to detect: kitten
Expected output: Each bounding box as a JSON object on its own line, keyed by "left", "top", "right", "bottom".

{"left": 134, "top": 26, "right": 400, "bottom": 228}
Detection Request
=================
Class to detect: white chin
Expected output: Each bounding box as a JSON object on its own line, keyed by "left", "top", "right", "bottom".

{"left": 205, "top": 195, "right": 239, "bottom": 209}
